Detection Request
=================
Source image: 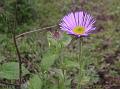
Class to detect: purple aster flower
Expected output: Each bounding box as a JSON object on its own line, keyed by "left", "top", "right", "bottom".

{"left": 59, "top": 11, "right": 96, "bottom": 37}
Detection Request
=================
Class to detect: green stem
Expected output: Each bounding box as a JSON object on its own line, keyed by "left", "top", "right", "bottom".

{"left": 77, "top": 38, "right": 83, "bottom": 89}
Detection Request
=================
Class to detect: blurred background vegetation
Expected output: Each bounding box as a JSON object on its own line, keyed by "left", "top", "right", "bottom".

{"left": 0, "top": 0, "right": 120, "bottom": 89}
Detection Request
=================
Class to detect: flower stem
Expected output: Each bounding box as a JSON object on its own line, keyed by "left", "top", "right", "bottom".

{"left": 77, "top": 38, "right": 83, "bottom": 89}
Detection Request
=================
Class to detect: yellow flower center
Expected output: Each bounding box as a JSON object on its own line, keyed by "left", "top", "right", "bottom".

{"left": 73, "top": 26, "right": 85, "bottom": 35}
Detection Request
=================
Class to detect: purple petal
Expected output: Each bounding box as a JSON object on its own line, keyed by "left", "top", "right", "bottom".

{"left": 59, "top": 11, "right": 96, "bottom": 37}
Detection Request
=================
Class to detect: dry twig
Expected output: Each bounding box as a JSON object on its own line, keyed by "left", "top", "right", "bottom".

{"left": 16, "top": 25, "right": 57, "bottom": 39}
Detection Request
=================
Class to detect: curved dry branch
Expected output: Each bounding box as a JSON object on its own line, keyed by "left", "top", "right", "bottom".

{"left": 16, "top": 25, "right": 57, "bottom": 39}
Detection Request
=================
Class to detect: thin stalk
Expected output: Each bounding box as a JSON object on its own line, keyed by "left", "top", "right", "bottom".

{"left": 77, "top": 38, "right": 83, "bottom": 89}
{"left": 13, "top": 33, "right": 22, "bottom": 89}
{"left": 12, "top": 0, "right": 22, "bottom": 89}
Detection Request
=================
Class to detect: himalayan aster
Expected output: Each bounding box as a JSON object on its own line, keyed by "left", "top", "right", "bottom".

{"left": 59, "top": 11, "right": 96, "bottom": 37}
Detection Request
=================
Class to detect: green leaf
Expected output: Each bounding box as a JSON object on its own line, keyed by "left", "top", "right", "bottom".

{"left": 49, "top": 85, "right": 58, "bottom": 89}
{"left": 0, "top": 62, "right": 29, "bottom": 80}
{"left": 54, "top": 69, "right": 65, "bottom": 89}
{"left": 63, "top": 59, "right": 79, "bottom": 69}
{"left": 80, "top": 76, "right": 90, "bottom": 85}
{"left": 59, "top": 33, "right": 71, "bottom": 46}
{"left": 47, "top": 32, "right": 71, "bottom": 48}
{"left": 41, "top": 51, "right": 56, "bottom": 71}
{"left": 29, "top": 75, "right": 42, "bottom": 89}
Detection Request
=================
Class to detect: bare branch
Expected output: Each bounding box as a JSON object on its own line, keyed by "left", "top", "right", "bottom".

{"left": 16, "top": 25, "right": 58, "bottom": 39}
